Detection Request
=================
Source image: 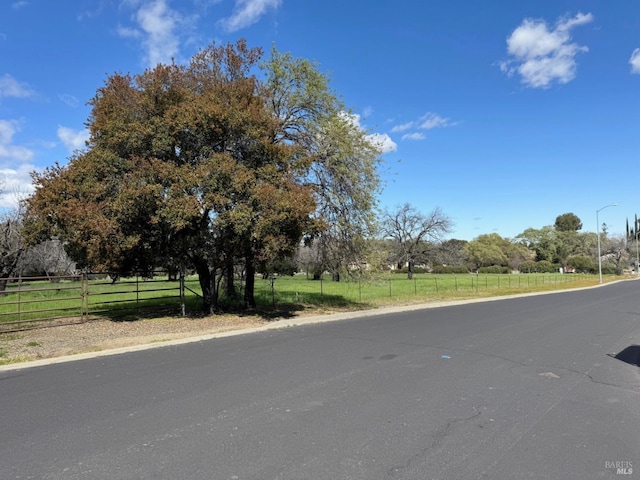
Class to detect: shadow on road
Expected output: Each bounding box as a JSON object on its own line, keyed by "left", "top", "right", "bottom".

{"left": 608, "top": 345, "right": 640, "bottom": 367}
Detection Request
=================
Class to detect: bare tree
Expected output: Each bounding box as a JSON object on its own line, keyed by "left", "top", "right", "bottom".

{"left": 0, "top": 207, "right": 24, "bottom": 293}
{"left": 382, "top": 203, "right": 452, "bottom": 279}
{"left": 20, "top": 239, "right": 77, "bottom": 278}
{"left": 606, "top": 235, "right": 629, "bottom": 275}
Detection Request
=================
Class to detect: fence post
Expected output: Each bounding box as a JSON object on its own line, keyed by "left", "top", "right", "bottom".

{"left": 180, "top": 272, "right": 186, "bottom": 317}
{"left": 17, "top": 275, "right": 22, "bottom": 323}
{"left": 435, "top": 276, "right": 438, "bottom": 293}
{"left": 414, "top": 277, "right": 417, "bottom": 295}
{"left": 82, "top": 272, "right": 89, "bottom": 320}
{"left": 358, "top": 277, "right": 362, "bottom": 302}
{"left": 270, "top": 276, "right": 276, "bottom": 307}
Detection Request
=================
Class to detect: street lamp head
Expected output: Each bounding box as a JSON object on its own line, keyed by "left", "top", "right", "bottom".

{"left": 597, "top": 203, "right": 618, "bottom": 213}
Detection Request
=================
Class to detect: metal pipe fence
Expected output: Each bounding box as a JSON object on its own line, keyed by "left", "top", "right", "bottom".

{"left": 252, "top": 273, "right": 591, "bottom": 307}
{"left": 0, "top": 272, "right": 596, "bottom": 332}
{"left": 0, "top": 273, "right": 185, "bottom": 332}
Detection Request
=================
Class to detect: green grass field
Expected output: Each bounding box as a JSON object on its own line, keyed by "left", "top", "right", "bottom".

{"left": 0, "top": 272, "right": 616, "bottom": 330}
{"left": 252, "top": 272, "right": 603, "bottom": 308}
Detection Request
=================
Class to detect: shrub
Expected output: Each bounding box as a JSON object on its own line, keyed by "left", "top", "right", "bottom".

{"left": 566, "top": 255, "right": 596, "bottom": 274}
{"left": 430, "top": 265, "right": 469, "bottom": 274}
{"left": 477, "top": 265, "right": 510, "bottom": 274}
{"left": 519, "top": 260, "right": 560, "bottom": 273}
{"left": 393, "top": 267, "right": 427, "bottom": 274}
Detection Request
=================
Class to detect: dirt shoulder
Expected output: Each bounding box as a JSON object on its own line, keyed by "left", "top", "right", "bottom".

{"left": 0, "top": 301, "right": 433, "bottom": 368}
{"left": 0, "top": 315, "right": 266, "bottom": 366}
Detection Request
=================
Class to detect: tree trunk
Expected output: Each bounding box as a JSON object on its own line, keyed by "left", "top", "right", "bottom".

{"left": 407, "top": 261, "right": 414, "bottom": 280}
{"left": 0, "top": 246, "right": 22, "bottom": 296}
{"left": 312, "top": 265, "right": 323, "bottom": 280}
{"left": 244, "top": 257, "right": 256, "bottom": 308}
{"left": 223, "top": 257, "right": 237, "bottom": 300}
{"left": 194, "top": 258, "right": 218, "bottom": 314}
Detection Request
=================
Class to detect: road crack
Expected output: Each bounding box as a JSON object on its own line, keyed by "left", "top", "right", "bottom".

{"left": 384, "top": 409, "right": 481, "bottom": 479}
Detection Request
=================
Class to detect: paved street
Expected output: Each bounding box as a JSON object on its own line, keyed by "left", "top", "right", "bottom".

{"left": 1, "top": 281, "right": 639, "bottom": 479}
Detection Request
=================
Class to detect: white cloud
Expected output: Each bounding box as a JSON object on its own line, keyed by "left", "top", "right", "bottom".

{"left": 368, "top": 132, "right": 397, "bottom": 153}
{"left": 0, "top": 120, "right": 17, "bottom": 146}
{"left": 218, "top": 0, "right": 282, "bottom": 32}
{"left": 401, "top": 132, "right": 425, "bottom": 141}
{"left": 0, "top": 74, "right": 35, "bottom": 99}
{"left": 0, "top": 164, "right": 35, "bottom": 208}
{"left": 390, "top": 122, "right": 414, "bottom": 133}
{"left": 58, "top": 93, "right": 81, "bottom": 108}
{"left": 630, "top": 48, "right": 640, "bottom": 74}
{"left": 418, "top": 112, "right": 455, "bottom": 130}
{"left": 117, "top": 25, "right": 142, "bottom": 39}
{"left": 0, "top": 120, "right": 33, "bottom": 162}
{"left": 501, "top": 12, "right": 593, "bottom": 88}
{"left": 391, "top": 112, "right": 457, "bottom": 142}
{"left": 0, "top": 119, "right": 35, "bottom": 208}
{"left": 119, "top": 0, "right": 183, "bottom": 66}
{"left": 57, "top": 126, "right": 90, "bottom": 152}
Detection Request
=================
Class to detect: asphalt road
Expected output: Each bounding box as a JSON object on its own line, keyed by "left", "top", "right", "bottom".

{"left": 1, "top": 281, "right": 639, "bottom": 480}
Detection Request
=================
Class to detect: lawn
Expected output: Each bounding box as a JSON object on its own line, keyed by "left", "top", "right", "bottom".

{"left": 0, "top": 272, "right": 613, "bottom": 330}
{"left": 252, "top": 272, "right": 602, "bottom": 308}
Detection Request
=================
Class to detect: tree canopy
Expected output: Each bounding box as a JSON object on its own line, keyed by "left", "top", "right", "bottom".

{"left": 24, "top": 40, "right": 383, "bottom": 312}
{"left": 464, "top": 233, "right": 535, "bottom": 272}
{"left": 554, "top": 212, "right": 582, "bottom": 232}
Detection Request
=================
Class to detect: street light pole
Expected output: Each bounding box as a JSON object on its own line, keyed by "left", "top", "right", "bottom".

{"left": 597, "top": 203, "right": 618, "bottom": 284}
{"left": 635, "top": 228, "right": 640, "bottom": 277}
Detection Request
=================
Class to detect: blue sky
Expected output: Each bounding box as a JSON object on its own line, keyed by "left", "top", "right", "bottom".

{"left": 1, "top": 1, "right": 639, "bottom": 241}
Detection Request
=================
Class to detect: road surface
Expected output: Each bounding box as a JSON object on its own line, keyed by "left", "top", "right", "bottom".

{"left": 1, "top": 281, "right": 639, "bottom": 479}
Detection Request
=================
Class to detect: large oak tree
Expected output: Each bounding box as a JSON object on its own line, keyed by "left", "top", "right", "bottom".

{"left": 24, "top": 41, "right": 382, "bottom": 312}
